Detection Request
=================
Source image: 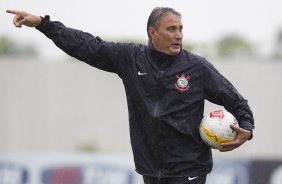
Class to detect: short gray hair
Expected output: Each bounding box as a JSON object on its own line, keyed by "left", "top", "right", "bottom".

{"left": 147, "top": 7, "right": 181, "bottom": 42}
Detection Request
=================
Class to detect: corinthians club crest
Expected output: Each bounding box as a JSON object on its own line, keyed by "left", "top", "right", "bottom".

{"left": 175, "top": 73, "right": 191, "bottom": 92}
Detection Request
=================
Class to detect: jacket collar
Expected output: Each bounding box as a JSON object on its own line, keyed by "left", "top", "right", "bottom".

{"left": 148, "top": 43, "right": 182, "bottom": 67}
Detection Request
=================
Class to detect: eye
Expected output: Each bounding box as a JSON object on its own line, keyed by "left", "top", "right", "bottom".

{"left": 179, "top": 26, "right": 183, "bottom": 32}
{"left": 167, "top": 26, "right": 183, "bottom": 33}
{"left": 167, "top": 27, "right": 176, "bottom": 32}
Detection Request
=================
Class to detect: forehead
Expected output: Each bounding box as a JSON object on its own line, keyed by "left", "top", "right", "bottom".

{"left": 159, "top": 13, "right": 182, "bottom": 27}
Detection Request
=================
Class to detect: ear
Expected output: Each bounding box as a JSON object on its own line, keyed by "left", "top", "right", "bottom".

{"left": 148, "top": 27, "right": 157, "bottom": 40}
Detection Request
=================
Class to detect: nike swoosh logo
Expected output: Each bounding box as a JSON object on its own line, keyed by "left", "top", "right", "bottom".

{"left": 188, "top": 176, "right": 198, "bottom": 181}
{"left": 138, "top": 71, "right": 148, "bottom": 75}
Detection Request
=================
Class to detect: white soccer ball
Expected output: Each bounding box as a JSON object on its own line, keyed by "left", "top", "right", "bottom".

{"left": 199, "top": 110, "right": 239, "bottom": 150}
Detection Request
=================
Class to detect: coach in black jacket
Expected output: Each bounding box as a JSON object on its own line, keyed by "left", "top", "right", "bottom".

{"left": 7, "top": 7, "right": 254, "bottom": 184}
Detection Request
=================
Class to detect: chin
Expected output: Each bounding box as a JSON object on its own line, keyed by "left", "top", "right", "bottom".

{"left": 169, "top": 49, "right": 181, "bottom": 55}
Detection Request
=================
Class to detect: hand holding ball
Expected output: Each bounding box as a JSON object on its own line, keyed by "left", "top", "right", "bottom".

{"left": 199, "top": 110, "right": 239, "bottom": 150}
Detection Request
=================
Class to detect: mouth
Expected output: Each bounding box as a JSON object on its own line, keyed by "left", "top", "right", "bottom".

{"left": 172, "top": 43, "right": 181, "bottom": 48}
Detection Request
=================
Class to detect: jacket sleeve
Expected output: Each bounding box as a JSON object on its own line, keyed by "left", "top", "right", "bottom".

{"left": 35, "top": 15, "right": 128, "bottom": 74}
{"left": 203, "top": 60, "right": 255, "bottom": 132}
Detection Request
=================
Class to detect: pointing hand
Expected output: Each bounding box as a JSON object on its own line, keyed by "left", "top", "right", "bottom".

{"left": 6, "top": 10, "right": 42, "bottom": 28}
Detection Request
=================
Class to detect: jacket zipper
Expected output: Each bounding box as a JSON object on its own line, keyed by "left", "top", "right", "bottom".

{"left": 154, "top": 63, "right": 166, "bottom": 179}
{"left": 153, "top": 69, "right": 164, "bottom": 117}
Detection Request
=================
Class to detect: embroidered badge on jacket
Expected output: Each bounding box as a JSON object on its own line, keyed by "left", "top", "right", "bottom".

{"left": 175, "top": 73, "right": 191, "bottom": 92}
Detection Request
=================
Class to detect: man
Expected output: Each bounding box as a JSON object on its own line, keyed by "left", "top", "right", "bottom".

{"left": 7, "top": 7, "right": 254, "bottom": 184}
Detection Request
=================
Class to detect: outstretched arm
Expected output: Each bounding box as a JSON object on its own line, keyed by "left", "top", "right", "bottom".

{"left": 6, "top": 10, "right": 129, "bottom": 74}
{"left": 6, "top": 10, "right": 42, "bottom": 28}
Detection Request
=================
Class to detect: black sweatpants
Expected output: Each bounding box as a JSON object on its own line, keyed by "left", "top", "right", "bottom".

{"left": 143, "top": 175, "right": 207, "bottom": 184}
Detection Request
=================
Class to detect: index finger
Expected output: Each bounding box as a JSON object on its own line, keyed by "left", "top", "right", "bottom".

{"left": 6, "top": 9, "right": 21, "bottom": 15}
{"left": 230, "top": 124, "right": 240, "bottom": 131}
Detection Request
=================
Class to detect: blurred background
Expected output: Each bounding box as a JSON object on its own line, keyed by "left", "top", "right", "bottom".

{"left": 0, "top": 0, "right": 282, "bottom": 183}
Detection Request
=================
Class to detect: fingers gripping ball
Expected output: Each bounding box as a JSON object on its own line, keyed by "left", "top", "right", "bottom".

{"left": 199, "top": 110, "right": 239, "bottom": 149}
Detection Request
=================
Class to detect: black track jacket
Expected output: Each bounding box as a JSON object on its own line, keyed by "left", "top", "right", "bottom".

{"left": 36, "top": 16, "right": 255, "bottom": 178}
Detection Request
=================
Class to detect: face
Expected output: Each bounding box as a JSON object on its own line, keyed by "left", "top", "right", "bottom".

{"left": 149, "top": 13, "right": 183, "bottom": 55}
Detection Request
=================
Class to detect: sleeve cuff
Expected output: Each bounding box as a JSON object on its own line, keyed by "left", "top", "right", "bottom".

{"left": 35, "top": 15, "right": 50, "bottom": 31}
{"left": 239, "top": 121, "right": 254, "bottom": 140}
{"left": 246, "top": 129, "right": 253, "bottom": 140}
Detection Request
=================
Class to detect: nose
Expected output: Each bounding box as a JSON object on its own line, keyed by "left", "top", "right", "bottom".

{"left": 175, "top": 30, "right": 183, "bottom": 40}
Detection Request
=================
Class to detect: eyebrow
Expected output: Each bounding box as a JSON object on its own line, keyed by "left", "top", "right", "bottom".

{"left": 166, "top": 25, "right": 183, "bottom": 30}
